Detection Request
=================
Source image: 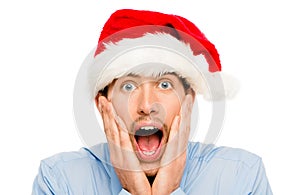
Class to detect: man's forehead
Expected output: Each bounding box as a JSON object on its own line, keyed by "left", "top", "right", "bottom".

{"left": 122, "top": 72, "right": 180, "bottom": 80}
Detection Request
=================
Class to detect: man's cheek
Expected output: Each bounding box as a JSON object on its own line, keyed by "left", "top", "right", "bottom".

{"left": 113, "top": 97, "right": 132, "bottom": 122}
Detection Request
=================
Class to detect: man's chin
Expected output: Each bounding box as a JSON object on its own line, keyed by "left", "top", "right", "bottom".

{"left": 140, "top": 162, "right": 160, "bottom": 177}
{"left": 138, "top": 157, "right": 163, "bottom": 176}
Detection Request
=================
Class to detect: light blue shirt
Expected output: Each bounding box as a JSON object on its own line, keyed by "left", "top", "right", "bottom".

{"left": 32, "top": 142, "right": 272, "bottom": 194}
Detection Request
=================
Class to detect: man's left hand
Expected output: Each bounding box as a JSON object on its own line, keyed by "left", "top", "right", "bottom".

{"left": 152, "top": 94, "right": 193, "bottom": 195}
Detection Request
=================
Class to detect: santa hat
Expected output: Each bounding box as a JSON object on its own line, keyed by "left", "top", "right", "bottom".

{"left": 89, "top": 9, "right": 238, "bottom": 100}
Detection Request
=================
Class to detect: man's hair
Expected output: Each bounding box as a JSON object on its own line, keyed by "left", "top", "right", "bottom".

{"left": 98, "top": 73, "right": 192, "bottom": 97}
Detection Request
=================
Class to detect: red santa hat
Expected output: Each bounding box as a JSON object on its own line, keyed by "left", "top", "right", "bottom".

{"left": 90, "top": 9, "right": 238, "bottom": 99}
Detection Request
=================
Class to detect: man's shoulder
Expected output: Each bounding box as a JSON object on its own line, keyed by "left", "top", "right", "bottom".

{"left": 188, "top": 142, "right": 261, "bottom": 168}
{"left": 40, "top": 143, "right": 109, "bottom": 169}
{"left": 34, "top": 144, "right": 115, "bottom": 194}
{"left": 184, "top": 143, "right": 272, "bottom": 194}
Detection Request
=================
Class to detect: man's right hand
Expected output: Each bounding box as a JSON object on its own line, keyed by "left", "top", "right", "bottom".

{"left": 97, "top": 96, "right": 151, "bottom": 195}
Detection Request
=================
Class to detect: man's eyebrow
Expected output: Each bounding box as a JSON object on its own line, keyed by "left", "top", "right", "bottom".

{"left": 157, "top": 72, "right": 179, "bottom": 78}
{"left": 126, "top": 73, "right": 140, "bottom": 78}
{"left": 125, "top": 72, "right": 178, "bottom": 79}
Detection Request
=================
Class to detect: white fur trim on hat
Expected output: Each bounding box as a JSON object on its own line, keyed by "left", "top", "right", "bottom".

{"left": 89, "top": 33, "right": 238, "bottom": 100}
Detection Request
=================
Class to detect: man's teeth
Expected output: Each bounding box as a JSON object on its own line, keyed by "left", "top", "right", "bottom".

{"left": 135, "top": 126, "right": 159, "bottom": 136}
{"left": 140, "top": 126, "right": 156, "bottom": 130}
{"left": 142, "top": 150, "right": 156, "bottom": 156}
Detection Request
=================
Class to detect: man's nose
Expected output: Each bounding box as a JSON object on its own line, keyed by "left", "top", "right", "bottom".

{"left": 136, "top": 84, "right": 158, "bottom": 115}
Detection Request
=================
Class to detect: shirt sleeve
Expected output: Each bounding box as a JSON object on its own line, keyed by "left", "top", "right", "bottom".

{"left": 247, "top": 158, "right": 273, "bottom": 195}
{"left": 32, "top": 161, "right": 67, "bottom": 195}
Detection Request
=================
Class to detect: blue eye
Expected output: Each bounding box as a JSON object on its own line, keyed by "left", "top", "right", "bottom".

{"left": 158, "top": 81, "right": 172, "bottom": 89}
{"left": 122, "top": 83, "right": 136, "bottom": 92}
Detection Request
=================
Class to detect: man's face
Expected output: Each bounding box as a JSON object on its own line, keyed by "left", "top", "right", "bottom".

{"left": 106, "top": 73, "right": 192, "bottom": 174}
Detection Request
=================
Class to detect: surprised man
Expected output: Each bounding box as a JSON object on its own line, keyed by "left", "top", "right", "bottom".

{"left": 32, "top": 9, "right": 273, "bottom": 195}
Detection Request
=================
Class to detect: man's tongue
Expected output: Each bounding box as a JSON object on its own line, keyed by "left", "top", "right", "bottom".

{"left": 136, "top": 134, "right": 160, "bottom": 151}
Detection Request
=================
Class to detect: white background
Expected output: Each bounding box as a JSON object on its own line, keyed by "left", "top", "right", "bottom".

{"left": 0, "top": 0, "right": 299, "bottom": 194}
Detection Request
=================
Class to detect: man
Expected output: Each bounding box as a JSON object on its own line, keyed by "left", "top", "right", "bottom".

{"left": 32, "top": 9, "right": 273, "bottom": 194}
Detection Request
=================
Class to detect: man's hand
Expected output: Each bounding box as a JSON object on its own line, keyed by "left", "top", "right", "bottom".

{"left": 98, "top": 94, "right": 193, "bottom": 195}
{"left": 152, "top": 94, "right": 193, "bottom": 195}
{"left": 98, "top": 96, "right": 151, "bottom": 195}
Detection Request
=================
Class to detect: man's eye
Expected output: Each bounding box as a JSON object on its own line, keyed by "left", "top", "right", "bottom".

{"left": 122, "top": 83, "right": 136, "bottom": 92}
{"left": 158, "top": 81, "right": 172, "bottom": 89}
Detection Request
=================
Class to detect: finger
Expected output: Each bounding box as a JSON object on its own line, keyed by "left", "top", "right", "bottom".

{"left": 115, "top": 115, "right": 134, "bottom": 151}
{"left": 104, "top": 100, "right": 136, "bottom": 157}
{"left": 169, "top": 115, "right": 180, "bottom": 141}
{"left": 98, "top": 96, "right": 109, "bottom": 135}
{"left": 160, "top": 115, "right": 179, "bottom": 165}
{"left": 101, "top": 96, "right": 127, "bottom": 134}
{"left": 100, "top": 96, "right": 120, "bottom": 143}
{"left": 115, "top": 115, "right": 127, "bottom": 130}
{"left": 99, "top": 97, "right": 126, "bottom": 164}
{"left": 160, "top": 95, "right": 194, "bottom": 167}
{"left": 179, "top": 94, "right": 193, "bottom": 133}
{"left": 99, "top": 97, "right": 143, "bottom": 171}
{"left": 106, "top": 104, "right": 142, "bottom": 170}
{"left": 177, "top": 95, "right": 193, "bottom": 151}
{"left": 97, "top": 95, "right": 105, "bottom": 118}
{"left": 179, "top": 94, "right": 193, "bottom": 118}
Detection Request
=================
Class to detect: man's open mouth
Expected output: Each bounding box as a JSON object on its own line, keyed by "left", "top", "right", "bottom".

{"left": 134, "top": 125, "right": 164, "bottom": 161}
